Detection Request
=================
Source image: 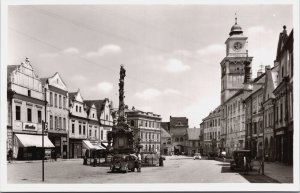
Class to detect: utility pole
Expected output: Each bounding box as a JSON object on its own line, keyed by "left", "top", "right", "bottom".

{"left": 261, "top": 103, "right": 265, "bottom": 175}
{"left": 42, "top": 87, "right": 47, "bottom": 182}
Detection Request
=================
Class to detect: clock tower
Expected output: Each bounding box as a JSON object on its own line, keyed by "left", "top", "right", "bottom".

{"left": 220, "top": 15, "right": 253, "bottom": 104}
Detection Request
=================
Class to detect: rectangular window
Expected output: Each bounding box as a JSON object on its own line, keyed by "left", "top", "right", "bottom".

{"left": 50, "top": 115, "right": 53, "bottom": 129}
{"left": 55, "top": 116, "right": 57, "bottom": 128}
{"left": 59, "top": 117, "right": 62, "bottom": 129}
{"left": 63, "top": 97, "right": 66, "bottom": 109}
{"left": 63, "top": 118, "right": 66, "bottom": 129}
{"left": 59, "top": 95, "right": 62, "bottom": 108}
{"left": 54, "top": 94, "right": 57, "bottom": 107}
{"left": 28, "top": 90, "right": 31, "bottom": 97}
{"left": 50, "top": 92, "right": 53, "bottom": 106}
{"left": 37, "top": 110, "right": 42, "bottom": 123}
{"left": 101, "top": 130, "right": 103, "bottom": 140}
{"left": 79, "top": 125, "right": 82, "bottom": 135}
{"left": 27, "top": 108, "right": 32, "bottom": 122}
{"left": 89, "top": 129, "right": 91, "bottom": 137}
{"left": 16, "top": 106, "right": 21, "bottom": 120}
{"left": 95, "top": 130, "right": 97, "bottom": 138}
{"left": 83, "top": 125, "right": 86, "bottom": 135}
{"left": 72, "top": 124, "right": 75, "bottom": 134}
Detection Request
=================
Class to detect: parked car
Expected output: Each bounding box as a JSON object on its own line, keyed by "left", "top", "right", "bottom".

{"left": 193, "top": 153, "right": 202, "bottom": 160}
{"left": 230, "top": 150, "right": 252, "bottom": 171}
{"left": 110, "top": 154, "right": 129, "bottom": 173}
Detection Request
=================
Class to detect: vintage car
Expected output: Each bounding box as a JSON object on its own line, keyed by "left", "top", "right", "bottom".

{"left": 110, "top": 154, "right": 139, "bottom": 173}
{"left": 193, "top": 153, "right": 202, "bottom": 160}
{"left": 110, "top": 154, "right": 129, "bottom": 173}
{"left": 230, "top": 150, "right": 252, "bottom": 171}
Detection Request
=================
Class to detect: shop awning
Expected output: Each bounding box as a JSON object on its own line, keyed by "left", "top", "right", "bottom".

{"left": 95, "top": 144, "right": 106, "bottom": 150}
{"left": 16, "top": 134, "right": 55, "bottom": 148}
{"left": 82, "top": 140, "right": 96, "bottom": 150}
{"left": 101, "top": 142, "right": 108, "bottom": 148}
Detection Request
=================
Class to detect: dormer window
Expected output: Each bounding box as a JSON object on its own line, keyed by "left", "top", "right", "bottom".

{"left": 177, "top": 121, "right": 181, "bottom": 126}
{"left": 76, "top": 105, "right": 78, "bottom": 112}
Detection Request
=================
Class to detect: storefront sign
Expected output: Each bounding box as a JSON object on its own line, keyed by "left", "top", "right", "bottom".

{"left": 23, "top": 123, "right": 37, "bottom": 131}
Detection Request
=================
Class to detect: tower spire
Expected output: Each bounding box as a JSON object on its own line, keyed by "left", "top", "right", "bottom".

{"left": 235, "top": 12, "right": 237, "bottom": 24}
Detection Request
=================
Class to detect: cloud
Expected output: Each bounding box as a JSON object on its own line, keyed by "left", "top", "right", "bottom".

{"left": 71, "top": 75, "right": 88, "bottom": 83}
{"left": 163, "top": 89, "right": 181, "bottom": 95}
{"left": 165, "top": 58, "right": 190, "bottom": 73}
{"left": 173, "top": 49, "right": 192, "bottom": 57}
{"left": 84, "top": 44, "right": 122, "bottom": 58}
{"left": 246, "top": 26, "right": 273, "bottom": 36}
{"left": 197, "top": 44, "right": 224, "bottom": 56}
{"left": 135, "top": 88, "right": 161, "bottom": 100}
{"left": 62, "top": 47, "right": 79, "bottom": 54}
{"left": 39, "top": 52, "right": 58, "bottom": 58}
{"left": 97, "top": 82, "right": 113, "bottom": 93}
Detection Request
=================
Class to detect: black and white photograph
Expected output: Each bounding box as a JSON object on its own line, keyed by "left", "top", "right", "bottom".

{"left": 0, "top": 0, "right": 299, "bottom": 192}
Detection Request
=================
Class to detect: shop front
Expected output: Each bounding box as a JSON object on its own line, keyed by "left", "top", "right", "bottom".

{"left": 48, "top": 132, "right": 68, "bottom": 159}
{"left": 14, "top": 133, "right": 55, "bottom": 160}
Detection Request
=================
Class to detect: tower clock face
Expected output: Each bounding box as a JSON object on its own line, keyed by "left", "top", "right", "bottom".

{"left": 233, "top": 42, "right": 243, "bottom": 51}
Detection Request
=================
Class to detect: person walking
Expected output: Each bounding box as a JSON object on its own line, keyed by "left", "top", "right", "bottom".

{"left": 8, "top": 149, "right": 13, "bottom": 163}
{"left": 137, "top": 153, "right": 142, "bottom": 172}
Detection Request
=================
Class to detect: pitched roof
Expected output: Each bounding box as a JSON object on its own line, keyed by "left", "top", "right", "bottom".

{"left": 68, "top": 92, "right": 77, "bottom": 100}
{"left": 161, "top": 127, "right": 171, "bottom": 138}
{"left": 40, "top": 78, "right": 48, "bottom": 86}
{"left": 170, "top": 117, "right": 188, "bottom": 127}
{"left": 84, "top": 100, "right": 106, "bottom": 119}
{"left": 187, "top": 128, "right": 201, "bottom": 140}
{"left": 161, "top": 122, "right": 170, "bottom": 132}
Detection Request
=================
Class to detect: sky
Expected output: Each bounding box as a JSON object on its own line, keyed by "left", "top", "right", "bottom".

{"left": 7, "top": 4, "right": 293, "bottom": 127}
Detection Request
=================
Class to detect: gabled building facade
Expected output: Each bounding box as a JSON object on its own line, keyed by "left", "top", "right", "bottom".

{"left": 7, "top": 58, "right": 54, "bottom": 160}
{"left": 41, "top": 72, "right": 69, "bottom": 159}
{"left": 68, "top": 90, "right": 88, "bottom": 158}
{"left": 273, "top": 26, "right": 293, "bottom": 165}
{"left": 169, "top": 116, "right": 188, "bottom": 155}
{"left": 262, "top": 65, "right": 279, "bottom": 161}
{"left": 185, "top": 128, "right": 201, "bottom": 156}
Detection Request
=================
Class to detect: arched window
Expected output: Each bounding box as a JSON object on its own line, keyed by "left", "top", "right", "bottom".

{"left": 130, "top": 120, "right": 135, "bottom": 126}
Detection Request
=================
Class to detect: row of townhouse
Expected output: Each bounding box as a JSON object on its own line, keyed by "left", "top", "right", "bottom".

{"left": 200, "top": 16, "right": 294, "bottom": 165}
{"left": 202, "top": 106, "right": 222, "bottom": 156}
{"left": 245, "top": 27, "right": 293, "bottom": 164}
{"left": 7, "top": 58, "right": 113, "bottom": 160}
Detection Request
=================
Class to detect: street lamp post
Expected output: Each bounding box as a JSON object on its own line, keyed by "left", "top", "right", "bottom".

{"left": 42, "top": 87, "right": 47, "bottom": 181}
{"left": 261, "top": 104, "right": 265, "bottom": 175}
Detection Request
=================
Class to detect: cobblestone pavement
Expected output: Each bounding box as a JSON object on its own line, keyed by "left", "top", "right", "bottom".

{"left": 7, "top": 156, "right": 279, "bottom": 184}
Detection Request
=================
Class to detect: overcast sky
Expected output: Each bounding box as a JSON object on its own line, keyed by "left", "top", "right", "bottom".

{"left": 8, "top": 4, "right": 293, "bottom": 127}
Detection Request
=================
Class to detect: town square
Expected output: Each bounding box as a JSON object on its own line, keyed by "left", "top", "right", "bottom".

{"left": 1, "top": 1, "right": 298, "bottom": 192}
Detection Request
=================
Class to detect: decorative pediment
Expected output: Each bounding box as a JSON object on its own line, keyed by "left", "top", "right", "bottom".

{"left": 75, "top": 90, "right": 84, "bottom": 103}
{"left": 48, "top": 72, "right": 67, "bottom": 91}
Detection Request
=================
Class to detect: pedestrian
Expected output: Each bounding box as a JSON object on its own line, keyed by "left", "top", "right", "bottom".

{"left": 8, "top": 149, "right": 13, "bottom": 163}
{"left": 137, "top": 153, "right": 142, "bottom": 172}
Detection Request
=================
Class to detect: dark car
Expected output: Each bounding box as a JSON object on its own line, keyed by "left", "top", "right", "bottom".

{"left": 110, "top": 154, "right": 129, "bottom": 173}
{"left": 230, "top": 150, "right": 252, "bottom": 171}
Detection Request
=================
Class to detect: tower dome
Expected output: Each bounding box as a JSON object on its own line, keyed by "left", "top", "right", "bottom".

{"left": 229, "top": 14, "right": 243, "bottom": 36}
